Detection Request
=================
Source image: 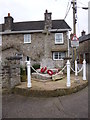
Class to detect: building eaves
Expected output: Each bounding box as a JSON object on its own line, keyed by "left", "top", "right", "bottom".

{"left": 0, "top": 19, "right": 71, "bottom": 33}
{"left": 79, "top": 33, "right": 90, "bottom": 43}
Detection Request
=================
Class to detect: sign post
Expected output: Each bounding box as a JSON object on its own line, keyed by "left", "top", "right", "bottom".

{"left": 71, "top": 34, "right": 79, "bottom": 61}
{"left": 71, "top": 34, "right": 79, "bottom": 48}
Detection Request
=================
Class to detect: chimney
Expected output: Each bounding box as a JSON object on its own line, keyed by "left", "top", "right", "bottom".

{"left": 81, "top": 30, "right": 86, "bottom": 36}
{"left": 44, "top": 10, "right": 52, "bottom": 30}
{"left": 4, "top": 13, "right": 14, "bottom": 31}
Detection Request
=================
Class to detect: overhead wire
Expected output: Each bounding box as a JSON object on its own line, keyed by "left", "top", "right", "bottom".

{"left": 65, "top": 0, "right": 71, "bottom": 14}
{"left": 64, "top": 0, "right": 72, "bottom": 20}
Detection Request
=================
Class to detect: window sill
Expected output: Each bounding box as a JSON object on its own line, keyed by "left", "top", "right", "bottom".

{"left": 55, "top": 43, "right": 64, "bottom": 45}
{"left": 53, "top": 59, "right": 64, "bottom": 61}
{"left": 24, "top": 42, "right": 31, "bottom": 44}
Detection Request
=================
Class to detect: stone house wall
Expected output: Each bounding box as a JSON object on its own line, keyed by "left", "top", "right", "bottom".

{"left": 2, "top": 31, "right": 68, "bottom": 68}
{"left": 77, "top": 40, "right": 90, "bottom": 63}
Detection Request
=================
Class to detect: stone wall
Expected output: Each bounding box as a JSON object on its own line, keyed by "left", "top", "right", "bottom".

{"left": 78, "top": 40, "right": 90, "bottom": 54}
{"left": 77, "top": 40, "right": 90, "bottom": 63}
{"left": 2, "top": 31, "right": 68, "bottom": 67}
{"left": 2, "top": 57, "right": 21, "bottom": 88}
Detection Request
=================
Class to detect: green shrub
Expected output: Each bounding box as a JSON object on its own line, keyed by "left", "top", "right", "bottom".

{"left": 20, "top": 67, "right": 27, "bottom": 82}
{"left": 31, "top": 63, "right": 40, "bottom": 73}
{"left": 20, "top": 63, "right": 40, "bottom": 81}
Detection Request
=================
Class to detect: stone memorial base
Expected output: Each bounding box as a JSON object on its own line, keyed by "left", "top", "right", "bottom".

{"left": 32, "top": 73, "right": 51, "bottom": 80}
{"left": 32, "top": 68, "right": 64, "bottom": 81}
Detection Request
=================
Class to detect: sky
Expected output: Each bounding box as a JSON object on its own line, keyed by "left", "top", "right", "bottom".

{"left": 0, "top": 0, "right": 89, "bottom": 37}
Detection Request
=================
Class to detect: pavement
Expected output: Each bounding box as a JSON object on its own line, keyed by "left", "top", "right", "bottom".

{"left": 1, "top": 65, "right": 89, "bottom": 118}
{"left": 5, "top": 74, "right": 88, "bottom": 97}
{"left": 2, "top": 87, "right": 88, "bottom": 118}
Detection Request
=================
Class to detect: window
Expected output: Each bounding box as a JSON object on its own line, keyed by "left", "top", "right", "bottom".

{"left": 24, "top": 34, "right": 31, "bottom": 43}
{"left": 55, "top": 33, "right": 63, "bottom": 44}
{"left": 53, "top": 52, "right": 65, "bottom": 60}
{"left": 16, "top": 53, "right": 23, "bottom": 58}
{"left": 0, "top": 35, "right": 2, "bottom": 46}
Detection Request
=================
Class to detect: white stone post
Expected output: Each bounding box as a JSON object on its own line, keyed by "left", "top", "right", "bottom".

{"left": 27, "top": 61, "right": 31, "bottom": 88}
{"left": 83, "top": 59, "right": 86, "bottom": 80}
{"left": 66, "top": 60, "right": 71, "bottom": 87}
{"left": 75, "top": 60, "right": 78, "bottom": 76}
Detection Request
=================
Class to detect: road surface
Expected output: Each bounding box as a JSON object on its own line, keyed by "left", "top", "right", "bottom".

{"left": 2, "top": 87, "right": 88, "bottom": 119}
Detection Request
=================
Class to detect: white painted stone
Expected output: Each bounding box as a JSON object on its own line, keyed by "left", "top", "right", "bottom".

{"left": 27, "top": 61, "right": 32, "bottom": 88}
{"left": 83, "top": 59, "right": 86, "bottom": 80}
{"left": 66, "top": 60, "right": 71, "bottom": 87}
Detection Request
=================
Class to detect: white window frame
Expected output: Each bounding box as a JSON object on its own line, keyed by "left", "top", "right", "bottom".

{"left": 53, "top": 52, "right": 65, "bottom": 60}
{"left": 0, "top": 35, "right": 2, "bottom": 46}
{"left": 24, "top": 34, "right": 31, "bottom": 43}
{"left": 55, "top": 33, "right": 64, "bottom": 44}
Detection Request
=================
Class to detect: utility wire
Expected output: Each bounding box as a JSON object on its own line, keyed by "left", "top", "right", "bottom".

{"left": 65, "top": 0, "right": 71, "bottom": 15}
{"left": 64, "top": 2, "right": 72, "bottom": 20}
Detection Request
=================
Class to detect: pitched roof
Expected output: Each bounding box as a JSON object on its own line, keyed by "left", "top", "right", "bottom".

{"left": 79, "top": 33, "right": 90, "bottom": 43}
{"left": 0, "top": 19, "right": 71, "bottom": 32}
{"left": 13, "top": 21, "right": 44, "bottom": 31}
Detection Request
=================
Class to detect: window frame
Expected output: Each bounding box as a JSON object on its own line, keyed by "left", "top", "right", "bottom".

{"left": 55, "top": 33, "right": 64, "bottom": 44}
{"left": 24, "top": 34, "right": 31, "bottom": 44}
{"left": 0, "top": 35, "right": 2, "bottom": 46}
{"left": 53, "top": 52, "right": 65, "bottom": 60}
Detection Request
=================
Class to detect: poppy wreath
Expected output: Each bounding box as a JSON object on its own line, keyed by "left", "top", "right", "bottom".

{"left": 47, "top": 70, "right": 53, "bottom": 76}
{"left": 40, "top": 67, "right": 47, "bottom": 73}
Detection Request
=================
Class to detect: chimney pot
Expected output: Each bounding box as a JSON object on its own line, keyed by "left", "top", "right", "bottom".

{"left": 8, "top": 13, "right": 10, "bottom": 17}
{"left": 45, "top": 9, "right": 48, "bottom": 13}
{"left": 81, "top": 30, "right": 86, "bottom": 36}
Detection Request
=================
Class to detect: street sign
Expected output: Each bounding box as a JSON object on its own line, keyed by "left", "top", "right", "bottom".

{"left": 71, "top": 34, "right": 79, "bottom": 47}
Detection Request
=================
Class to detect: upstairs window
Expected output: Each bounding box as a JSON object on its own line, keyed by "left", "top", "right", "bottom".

{"left": 53, "top": 52, "right": 66, "bottom": 60}
{"left": 0, "top": 35, "right": 2, "bottom": 46}
{"left": 24, "top": 34, "right": 31, "bottom": 43}
{"left": 55, "top": 33, "right": 63, "bottom": 44}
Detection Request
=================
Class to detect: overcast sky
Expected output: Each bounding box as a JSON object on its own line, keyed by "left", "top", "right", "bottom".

{"left": 0, "top": 0, "right": 89, "bottom": 37}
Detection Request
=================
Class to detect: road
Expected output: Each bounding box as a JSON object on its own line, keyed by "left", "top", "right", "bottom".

{"left": 2, "top": 87, "right": 88, "bottom": 119}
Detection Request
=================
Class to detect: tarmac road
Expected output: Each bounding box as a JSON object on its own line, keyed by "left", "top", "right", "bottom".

{"left": 2, "top": 87, "right": 88, "bottom": 119}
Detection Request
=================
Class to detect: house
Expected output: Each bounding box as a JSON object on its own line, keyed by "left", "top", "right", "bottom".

{"left": 78, "top": 31, "right": 90, "bottom": 64}
{"left": 0, "top": 10, "right": 71, "bottom": 68}
{"left": 88, "top": 1, "right": 90, "bottom": 33}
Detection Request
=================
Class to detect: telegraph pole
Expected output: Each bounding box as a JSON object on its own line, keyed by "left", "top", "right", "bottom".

{"left": 71, "top": 0, "right": 77, "bottom": 61}
{"left": 73, "top": 0, "right": 76, "bottom": 35}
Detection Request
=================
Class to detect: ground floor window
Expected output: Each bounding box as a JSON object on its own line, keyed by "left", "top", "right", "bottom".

{"left": 53, "top": 52, "right": 66, "bottom": 60}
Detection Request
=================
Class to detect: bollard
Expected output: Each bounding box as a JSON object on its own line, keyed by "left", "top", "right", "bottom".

{"left": 83, "top": 59, "right": 86, "bottom": 80}
{"left": 75, "top": 60, "right": 80, "bottom": 83}
{"left": 75, "top": 60, "right": 77, "bottom": 76}
{"left": 66, "top": 60, "right": 71, "bottom": 87}
{"left": 27, "top": 61, "right": 31, "bottom": 88}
